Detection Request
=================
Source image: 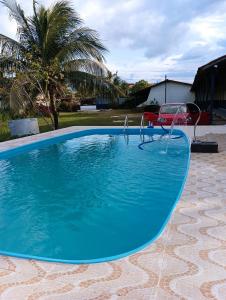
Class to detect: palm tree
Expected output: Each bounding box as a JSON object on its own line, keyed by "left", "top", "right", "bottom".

{"left": 0, "top": 0, "right": 120, "bottom": 129}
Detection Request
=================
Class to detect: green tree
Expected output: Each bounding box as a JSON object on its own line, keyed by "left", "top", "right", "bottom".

{"left": 107, "top": 71, "right": 129, "bottom": 95}
{"left": 0, "top": 0, "right": 121, "bottom": 129}
{"left": 130, "top": 80, "right": 150, "bottom": 94}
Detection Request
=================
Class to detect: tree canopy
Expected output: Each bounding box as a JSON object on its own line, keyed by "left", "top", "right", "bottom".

{"left": 130, "top": 80, "right": 151, "bottom": 94}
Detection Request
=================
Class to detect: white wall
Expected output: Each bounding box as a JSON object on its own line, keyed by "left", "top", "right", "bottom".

{"left": 144, "top": 82, "right": 195, "bottom": 106}
{"left": 80, "top": 105, "right": 97, "bottom": 111}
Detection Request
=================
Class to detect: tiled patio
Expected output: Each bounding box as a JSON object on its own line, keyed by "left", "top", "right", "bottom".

{"left": 0, "top": 127, "right": 226, "bottom": 299}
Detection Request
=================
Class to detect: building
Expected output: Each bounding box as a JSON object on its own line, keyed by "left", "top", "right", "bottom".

{"left": 191, "top": 55, "right": 226, "bottom": 111}
{"left": 140, "top": 79, "right": 194, "bottom": 106}
{"left": 128, "top": 86, "right": 152, "bottom": 108}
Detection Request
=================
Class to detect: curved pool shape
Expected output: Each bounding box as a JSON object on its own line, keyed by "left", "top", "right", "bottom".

{"left": 0, "top": 128, "right": 190, "bottom": 264}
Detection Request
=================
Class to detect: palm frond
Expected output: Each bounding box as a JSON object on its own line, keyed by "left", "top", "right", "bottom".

{"left": 1, "top": 0, "right": 35, "bottom": 45}
{"left": 9, "top": 76, "right": 31, "bottom": 113}
{"left": 66, "top": 71, "right": 125, "bottom": 100}
{"left": 56, "top": 27, "right": 107, "bottom": 63}
{"left": 64, "top": 59, "right": 108, "bottom": 77}
{"left": 48, "top": 0, "right": 82, "bottom": 27}
{"left": 33, "top": 0, "right": 38, "bottom": 19}
{"left": 29, "top": 1, "right": 82, "bottom": 62}
{"left": 1, "top": 0, "right": 26, "bottom": 26}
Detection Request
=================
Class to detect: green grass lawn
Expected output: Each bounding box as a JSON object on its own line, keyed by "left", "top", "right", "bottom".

{"left": 0, "top": 109, "right": 142, "bottom": 142}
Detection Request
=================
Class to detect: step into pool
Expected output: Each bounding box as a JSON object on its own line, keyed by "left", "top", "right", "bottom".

{"left": 0, "top": 128, "right": 190, "bottom": 263}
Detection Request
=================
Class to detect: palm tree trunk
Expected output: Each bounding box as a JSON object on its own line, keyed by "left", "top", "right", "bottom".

{"left": 49, "top": 87, "right": 59, "bottom": 130}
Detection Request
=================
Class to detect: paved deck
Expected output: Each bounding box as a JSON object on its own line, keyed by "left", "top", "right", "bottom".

{"left": 0, "top": 127, "right": 226, "bottom": 299}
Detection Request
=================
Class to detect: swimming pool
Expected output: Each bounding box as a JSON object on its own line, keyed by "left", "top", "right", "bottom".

{"left": 0, "top": 128, "right": 190, "bottom": 264}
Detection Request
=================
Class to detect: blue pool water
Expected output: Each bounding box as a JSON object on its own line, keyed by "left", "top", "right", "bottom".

{"left": 0, "top": 129, "right": 190, "bottom": 263}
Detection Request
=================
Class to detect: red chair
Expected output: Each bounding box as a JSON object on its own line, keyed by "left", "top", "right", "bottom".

{"left": 143, "top": 112, "right": 159, "bottom": 125}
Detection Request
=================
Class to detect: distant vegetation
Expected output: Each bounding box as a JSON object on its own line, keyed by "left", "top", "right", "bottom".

{"left": 130, "top": 80, "right": 151, "bottom": 94}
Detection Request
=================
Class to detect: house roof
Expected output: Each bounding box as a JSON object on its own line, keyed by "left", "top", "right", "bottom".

{"left": 192, "top": 55, "right": 226, "bottom": 91}
{"left": 150, "top": 79, "right": 192, "bottom": 88}
{"left": 196, "top": 55, "right": 226, "bottom": 71}
{"left": 131, "top": 79, "right": 192, "bottom": 97}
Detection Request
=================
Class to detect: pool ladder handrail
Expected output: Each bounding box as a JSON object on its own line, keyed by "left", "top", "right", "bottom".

{"left": 124, "top": 115, "right": 129, "bottom": 133}
{"left": 140, "top": 114, "right": 145, "bottom": 134}
{"left": 187, "top": 102, "right": 201, "bottom": 142}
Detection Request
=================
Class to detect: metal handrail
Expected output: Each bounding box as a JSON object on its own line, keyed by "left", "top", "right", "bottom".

{"left": 187, "top": 102, "right": 201, "bottom": 142}
{"left": 140, "top": 114, "right": 145, "bottom": 134}
{"left": 160, "top": 103, "right": 201, "bottom": 142}
{"left": 123, "top": 115, "right": 129, "bottom": 133}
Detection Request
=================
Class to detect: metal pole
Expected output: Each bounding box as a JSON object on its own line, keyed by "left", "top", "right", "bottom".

{"left": 210, "top": 65, "right": 218, "bottom": 125}
{"left": 164, "top": 75, "right": 167, "bottom": 104}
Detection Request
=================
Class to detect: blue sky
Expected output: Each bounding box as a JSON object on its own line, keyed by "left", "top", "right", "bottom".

{"left": 1, "top": 0, "right": 226, "bottom": 83}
